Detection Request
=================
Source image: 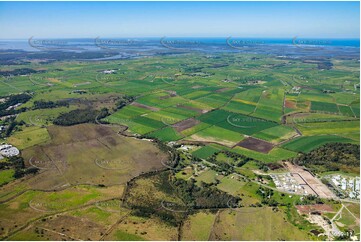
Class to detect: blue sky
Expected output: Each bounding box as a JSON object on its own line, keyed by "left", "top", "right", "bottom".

{"left": 0, "top": 1, "right": 359, "bottom": 39}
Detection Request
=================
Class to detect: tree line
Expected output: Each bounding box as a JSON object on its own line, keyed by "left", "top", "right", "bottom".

{"left": 292, "top": 143, "right": 360, "bottom": 174}
{"left": 33, "top": 100, "right": 69, "bottom": 109}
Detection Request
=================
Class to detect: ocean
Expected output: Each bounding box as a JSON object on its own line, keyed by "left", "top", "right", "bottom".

{"left": 0, "top": 37, "right": 359, "bottom": 52}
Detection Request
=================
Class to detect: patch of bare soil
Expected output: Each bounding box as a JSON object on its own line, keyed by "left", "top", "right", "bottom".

{"left": 285, "top": 99, "right": 297, "bottom": 109}
{"left": 215, "top": 88, "right": 231, "bottom": 93}
{"left": 131, "top": 102, "right": 160, "bottom": 111}
{"left": 236, "top": 137, "right": 274, "bottom": 153}
{"left": 35, "top": 214, "right": 106, "bottom": 240}
{"left": 173, "top": 118, "right": 200, "bottom": 132}
{"left": 296, "top": 204, "right": 335, "bottom": 215}
{"left": 177, "top": 104, "right": 205, "bottom": 114}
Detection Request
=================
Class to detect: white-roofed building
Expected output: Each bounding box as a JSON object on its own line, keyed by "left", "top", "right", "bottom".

{"left": 0, "top": 144, "right": 20, "bottom": 157}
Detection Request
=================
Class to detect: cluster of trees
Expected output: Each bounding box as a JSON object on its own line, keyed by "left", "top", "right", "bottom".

{"left": 11, "top": 156, "right": 39, "bottom": 178}
{"left": 0, "top": 60, "right": 30, "bottom": 66}
{"left": 211, "top": 162, "right": 234, "bottom": 176}
{"left": 130, "top": 204, "right": 180, "bottom": 227}
{"left": 0, "top": 93, "right": 31, "bottom": 116}
{"left": 0, "top": 94, "right": 30, "bottom": 138}
{"left": 257, "top": 187, "right": 279, "bottom": 207}
{"left": 293, "top": 143, "right": 360, "bottom": 174}
{"left": 2, "top": 119, "right": 25, "bottom": 137}
{"left": 237, "top": 74, "right": 271, "bottom": 83}
{"left": 52, "top": 95, "right": 136, "bottom": 127}
{"left": 0, "top": 50, "right": 31, "bottom": 65}
{"left": 0, "top": 116, "right": 26, "bottom": 138}
{"left": 222, "top": 150, "right": 255, "bottom": 166}
{"left": 317, "top": 61, "right": 333, "bottom": 70}
{"left": 53, "top": 108, "right": 109, "bottom": 126}
{"left": 114, "top": 95, "right": 136, "bottom": 110}
{"left": 191, "top": 150, "right": 281, "bottom": 184}
{"left": 258, "top": 162, "right": 284, "bottom": 172}
{"left": 302, "top": 59, "right": 333, "bottom": 70}
{"left": 209, "top": 150, "right": 254, "bottom": 168}
{"left": 0, "top": 68, "right": 45, "bottom": 77}
{"left": 181, "top": 64, "right": 204, "bottom": 73}
{"left": 0, "top": 49, "right": 120, "bottom": 64}
{"left": 125, "top": 172, "right": 185, "bottom": 227}
{"left": 33, "top": 100, "right": 69, "bottom": 109}
{"left": 170, "top": 178, "right": 240, "bottom": 209}
{"left": 126, "top": 171, "right": 240, "bottom": 226}
{"left": 0, "top": 156, "right": 39, "bottom": 180}
{"left": 295, "top": 195, "right": 324, "bottom": 205}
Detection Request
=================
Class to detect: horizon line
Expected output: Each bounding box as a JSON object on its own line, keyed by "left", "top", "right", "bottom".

{"left": 1, "top": 37, "right": 360, "bottom": 40}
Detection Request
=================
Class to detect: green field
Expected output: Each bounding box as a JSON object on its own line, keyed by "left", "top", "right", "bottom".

{"left": 223, "top": 100, "right": 256, "bottom": 115}
{"left": 232, "top": 146, "right": 297, "bottom": 163}
{"left": 192, "top": 145, "right": 220, "bottom": 159}
{"left": 281, "top": 135, "right": 355, "bottom": 153}
{"left": 195, "top": 169, "right": 218, "bottom": 185}
{"left": 253, "top": 125, "right": 297, "bottom": 144}
{"left": 0, "top": 169, "right": 15, "bottom": 186}
{"left": 7, "top": 126, "right": 50, "bottom": 150}
{"left": 148, "top": 126, "right": 184, "bottom": 141}
{"left": 296, "top": 120, "right": 359, "bottom": 141}
{"left": 190, "top": 125, "right": 244, "bottom": 147}
{"left": 216, "top": 175, "right": 247, "bottom": 196}
{"left": 113, "top": 230, "right": 146, "bottom": 241}
{"left": 311, "top": 101, "right": 339, "bottom": 113}
{"left": 181, "top": 212, "right": 217, "bottom": 241}
{"left": 210, "top": 208, "right": 312, "bottom": 241}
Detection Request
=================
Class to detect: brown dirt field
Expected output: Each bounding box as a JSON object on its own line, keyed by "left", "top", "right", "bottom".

{"left": 172, "top": 118, "right": 200, "bottom": 132}
{"left": 236, "top": 137, "right": 274, "bottom": 153}
{"left": 300, "top": 184, "right": 318, "bottom": 196}
{"left": 291, "top": 173, "right": 307, "bottom": 185}
{"left": 177, "top": 104, "right": 204, "bottom": 114}
{"left": 188, "top": 135, "right": 237, "bottom": 148}
{"left": 296, "top": 204, "right": 335, "bottom": 215}
{"left": 159, "top": 95, "right": 171, "bottom": 100}
{"left": 215, "top": 87, "right": 231, "bottom": 93}
{"left": 131, "top": 102, "right": 160, "bottom": 111}
{"left": 285, "top": 99, "right": 297, "bottom": 109}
